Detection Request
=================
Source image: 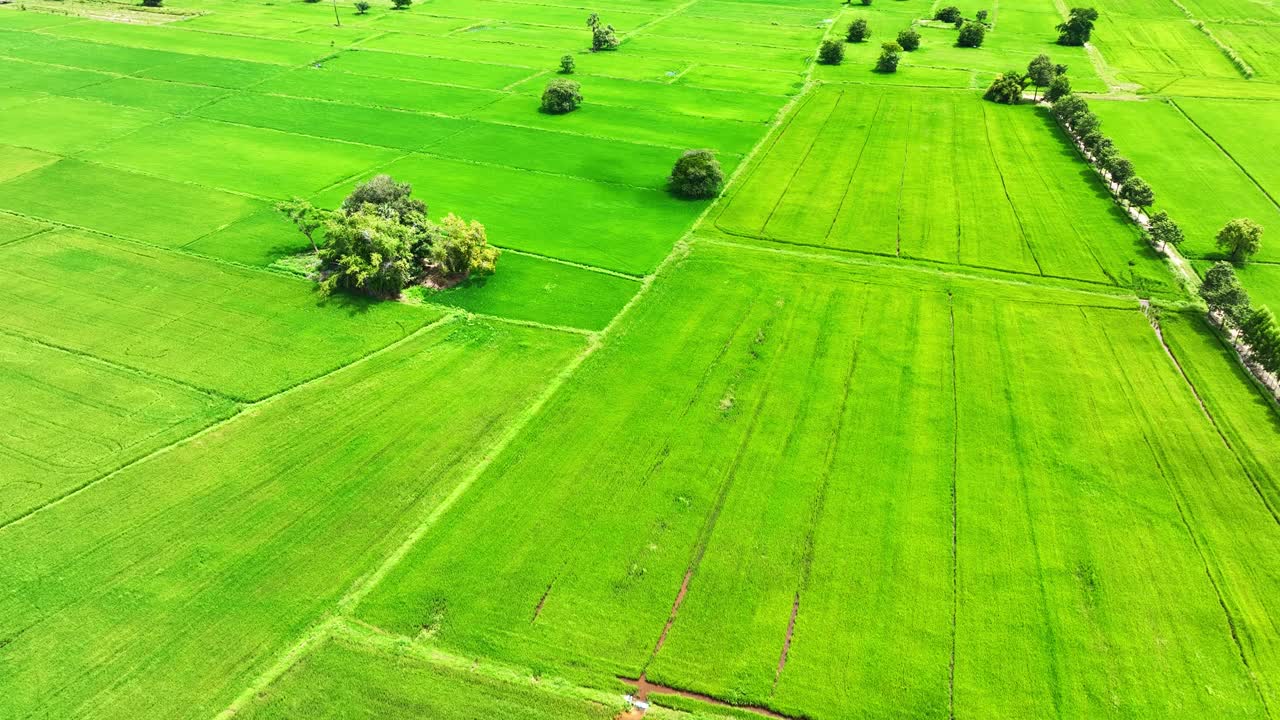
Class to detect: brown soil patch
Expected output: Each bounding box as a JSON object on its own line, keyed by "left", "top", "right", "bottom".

{"left": 619, "top": 674, "right": 796, "bottom": 719}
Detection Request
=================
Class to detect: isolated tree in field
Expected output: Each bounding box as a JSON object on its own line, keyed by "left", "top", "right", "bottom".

{"left": 1105, "top": 155, "right": 1134, "bottom": 185}
{"left": 342, "top": 174, "right": 426, "bottom": 222}
{"left": 587, "top": 13, "right": 619, "bottom": 51}
{"left": 846, "top": 18, "right": 871, "bottom": 42}
{"left": 1044, "top": 73, "right": 1071, "bottom": 102}
{"left": 1242, "top": 306, "right": 1280, "bottom": 373}
{"left": 541, "top": 78, "right": 582, "bottom": 114}
{"left": 1145, "top": 210, "right": 1183, "bottom": 251}
{"left": 983, "top": 71, "right": 1026, "bottom": 104}
{"left": 1057, "top": 7, "right": 1098, "bottom": 46}
{"left": 1027, "top": 54, "right": 1055, "bottom": 101}
{"left": 354, "top": 0, "right": 371, "bottom": 12}
{"left": 141, "top": 0, "right": 164, "bottom": 7}
{"left": 1200, "top": 261, "right": 1251, "bottom": 325}
{"left": 934, "top": 5, "right": 962, "bottom": 23}
{"left": 1121, "top": 176, "right": 1154, "bottom": 211}
{"left": 818, "top": 39, "right": 845, "bottom": 64}
{"left": 861, "top": 0, "right": 873, "bottom": 5}
{"left": 976, "top": 9, "right": 989, "bottom": 23}
{"left": 957, "top": 21, "right": 986, "bottom": 47}
{"left": 559, "top": 55, "right": 576, "bottom": 74}
{"left": 897, "top": 27, "right": 921, "bottom": 51}
{"left": 276, "top": 198, "right": 329, "bottom": 254}
{"left": 876, "top": 41, "right": 903, "bottom": 72}
{"left": 668, "top": 149, "right": 724, "bottom": 199}
{"left": 391, "top": 0, "right": 411, "bottom": 9}
{"left": 1217, "top": 218, "right": 1264, "bottom": 264}
{"left": 318, "top": 206, "right": 417, "bottom": 298}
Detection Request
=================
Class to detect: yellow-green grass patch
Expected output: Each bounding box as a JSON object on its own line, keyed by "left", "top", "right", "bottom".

{"left": 0, "top": 144, "right": 60, "bottom": 184}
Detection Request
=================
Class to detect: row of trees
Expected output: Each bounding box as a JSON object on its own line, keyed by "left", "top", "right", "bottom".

{"left": 1048, "top": 90, "right": 1158, "bottom": 214}
{"left": 984, "top": 54, "right": 1071, "bottom": 104}
{"left": 1201, "top": 263, "right": 1280, "bottom": 377}
{"left": 277, "top": 176, "right": 499, "bottom": 299}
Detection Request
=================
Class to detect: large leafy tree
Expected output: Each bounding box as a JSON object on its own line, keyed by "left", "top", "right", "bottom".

{"left": 587, "top": 13, "right": 619, "bottom": 51}
{"left": 1200, "top": 261, "right": 1251, "bottom": 325}
{"left": 1216, "top": 218, "right": 1264, "bottom": 264}
{"left": 1057, "top": 7, "right": 1098, "bottom": 46}
{"left": 984, "top": 71, "right": 1027, "bottom": 104}
{"left": 669, "top": 149, "right": 725, "bottom": 199}
{"left": 1121, "top": 176, "right": 1154, "bottom": 210}
{"left": 1242, "top": 306, "right": 1280, "bottom": 373}
{"left": 1026, "top": 54, "right": 1056, "bottom": 101}
{"left": 956, "top": 21, "right": 986, "bottom": 47}
{"left": 1146, "top": 210, "right": 1184, "bottom": 251}
{"left": 876, "top": 41, "right": 903, "bottom": 72}
{"left": 319, "top": 206, "right": 417, "bottom": 298}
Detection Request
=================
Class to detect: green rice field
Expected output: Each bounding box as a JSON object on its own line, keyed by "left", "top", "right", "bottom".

{"left": 3, "top": 0, "right": 1280, "bottom": 717}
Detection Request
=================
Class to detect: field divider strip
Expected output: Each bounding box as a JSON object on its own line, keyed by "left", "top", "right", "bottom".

{"left": 0, "top": 313, "right": 460, "bottom": 535}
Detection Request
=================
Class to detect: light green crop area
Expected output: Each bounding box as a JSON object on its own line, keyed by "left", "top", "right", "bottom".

{"left": 3, "top": 0, "right": 1280, "bottom": 717}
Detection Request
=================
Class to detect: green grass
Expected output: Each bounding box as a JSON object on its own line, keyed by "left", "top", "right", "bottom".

{"left": 239, "top": 631, "right": 619, "bottom": 720}
{"left": 0, "top": 160, "right": 265, "bottom": 246}
{"left": 68, "top": 76, "right": 230, "bottom": 113}
{"left": 0, "top": 331, "right": 237, "bottom": 525}
{"left": 82, "top": 117, "right": 400, "bottom": 199}
{"left": 411, "top": 252, "right": 640, "bottom": 331}
{"left": 1092, "top": 98, "right": 1280, "bottom": 262}
{"left": 255, "top": 67, "right": 504, "bottom": 115}
{"left": 0, "top": 143, "right": 59, "bottom": 183}
{"left": 0, "top": 95, "right": 168, "bottom": 154}
{"left": 0, "top": 318, "right": 583, "bottom": 719}
{"left": 318, "top": 154, "right": 706, "bottom": 274}
{"left": 716, "top": 85, "right": 1173, "bottom": 293}
{"left": 1175, "top": 98, "right": 1280, "bottom": 212}
{"left": 0, "top": 230, "right": 441, "bottom": 400}
{"left": 0, "top": 212, "right": 46, "bottom": 244}
{"left": 320, "top": 48, "right": 538, "bottom": 88}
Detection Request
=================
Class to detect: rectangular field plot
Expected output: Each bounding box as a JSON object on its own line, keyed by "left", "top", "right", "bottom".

{"left": 320, "top": 49, "right": 537, "bottom": 89}
{"left": 68, "top": 76, "right": 230, "bottom": 114}
{"left": 318, "top": 154, "right": 705, "bottom": 274}
{"left": 0, "top": 96, "right": 167, "bottom": 154}
{"left": 0, "top": 160, "right": 264, "bottom": 246}
{"left": 0, "top": 144, "right": 58, "bottom": 184}
{"left": 239, "top": 629, "right": 619, "bottom": 720}
{"left": 82, "top": 118, "right": 400, "bottom": 199}
{"left": 0, "top": 332, "right": 236, "bottom": 526}
{"left": 716, "top": 86, "right": 1171, "bottom": 292}
{"left": 40, "top": 20, "right": 330, "bottom": 65}
{"left": 1093, "top": 98, "right": 1280, "bottom": 262}
{"left": 255, "top": 67, "right": 503, "bottom": 116}
{"left": 0, "top": 230, "right": 441, "bottom": 400}
{"left": 1175, "top": 98, "right": 1280, "bottom": 213}
{"left": 0, "top": 319, "right": 583, "bottom": 719}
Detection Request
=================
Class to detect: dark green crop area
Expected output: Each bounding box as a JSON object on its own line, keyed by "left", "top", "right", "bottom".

{"left": 3, "top": 0, "right": 1280, "bottom": 717}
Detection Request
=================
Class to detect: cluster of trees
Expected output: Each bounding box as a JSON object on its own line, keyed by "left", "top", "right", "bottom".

{"left": 828, "top": 18, "right": 920, "bottom": 71}
{"left": 1048, "top": 89, "right": 1158, "bottom": 214}
{"left": 276, "top": 175, "right": 499, "bottom": 299}
{"left": 1057, "top": 7, "right": 1098, "bottom": 46}
{"left": 983, "top": 55, "right": 1070, "bottom": 104}
{"left": 1200, "top": 262, "right": 1280, "bottom": 376}
{"left": 588, "top": 13, "right": 619, "bottom": 51}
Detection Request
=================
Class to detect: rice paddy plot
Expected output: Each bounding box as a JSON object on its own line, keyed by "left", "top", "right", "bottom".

{"left": 1175, "top": 98, "right": 1280, "bottom": 209}
{"left": 135, "top": 54, "right": 288, "bottom": 89}
{"left": 0, "top": 212, "right": 47, "bottom": 244}
{"left": 82, "top": 117, "right": 401, "bottom": 199}
{"left": 674, "top": 63, "right": 806, "bottom": 96}
{"left": 196, "top": 93, "right": 469, "bottom": 151}
{"left": 473, "top": 94, "right": 766, "bottom": 155}
{"left": 0, "top": 32, "right": 187, "bottom": 75}
{"left": 0, "top": 57, "right": 112, "bottom": 93}
{"left": 0, "top": 96, "right": 168, "bottom": 154}
{"left": 255, "top": 66, "right": 504, "bottom": 116}
{"left": 319, "top": 154, "right": 705, "bottom": 275}
{"left": 320, "top": 49, "right": 538, "bottom": 89}
{"left": 0, "top": 318, "right": 583, "bottom": 720}
{"left": 1207, "top": 24, "right": 1280, "bottom": 79}
{"left": 413, "top": 252, "right": 640, "bottom": 331}
{"left": 1089, "top": 16, "right": 1241, "bottom": 88}
{"left": 0, "top": 230, "right": 441, "bottom": 400}
{"left": 716, "top": 85, "right": 1171, "bottom": 292}
{"left": 0, "top": 160, "right": 264, "bottom": 247}
{"left": 39, "top": 19, "right": 330, "bottom": 65}
{"left": 183, "top": 205, "right": 317, "bottom": 268}
{"left": 1177, "top": 0, "right": 1280, "bottom": 22}
{"left": 0, "top": 144, "right": 59, "bottom": 184}
{"left": 1093, "top": 98, "right": 1280, "bottom": 262}
{"left": 238, "top": 630, "right": 620, "bottom": 720}
{"left": 68, "top": 76, "right": 231, "bottom": 114}
{"left": 506, "top": 73, "right": 786, "bottom": 124}
{"left": 0, "top": 332, "right": 236, "bottom": 526}
{"left": 424, "top": 120, "right": 736, "bottom": 190}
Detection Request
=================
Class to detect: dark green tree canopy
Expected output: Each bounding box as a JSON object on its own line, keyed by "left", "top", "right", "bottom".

{"left": 541, "top": 79, "right": 582, "bottom": 114}
{"left": 897, "top": 27, "right": 921, "bottom": 51}
{"left": 1044, "top": 73, "right": 1072, "bottom": 102}
{"left": 846, "top": 18, "right": 871, "bottom": 42}
{"left": 1146, "top": 210, "right": 1184, "bottom": 249}
{"left": 1121, "top": 176, "right": 1154, "bottom": 209}
{"left": 559, "top": 54, "right": 576, "bottom": 74}
{"left": 984, "top": 71, "right": 1026, "bottom": 104}
{"left": 1200, "top": 261, "right": 1251, "bottom": 325}
{"left": 1241, "top": 306, "right": 1280, "bottom": 373}
{"left": 1105, "top": 156, "right": 1135, "bottom": 185}
{"left": 876, "top": 41, "right": 903, "bottom": 73}
{"left": 1057, "top": 7, "right": 1098, "bottom": 45}
{"left": 1217, "top": 218, "right": 1264, "bottom": 264}
{"left": 669, "top": 149, "right": 725, "bottom": 199}
{"left": 818, "top": 39, "right": 845, "bottom": 64}
{"left": 957, "top": 21, "right": 986, "bottom": 47}
{"left": 587, "top": 13, "right": 619, "bottom": 51}
{"left": 934, "top": 5, "right": 962, "bottom": 23}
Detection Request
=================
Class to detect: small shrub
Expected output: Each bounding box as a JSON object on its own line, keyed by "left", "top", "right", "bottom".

{"left": 391, "top": 0, "right": 411, "bottom": 9}
{"left": 957, "top": 21, "right": 985, "bottom": 47}
{"left": 846, "top": 18, "right": 870, "bottom": 42}
{"left": 559, "top": 54, "right": 575, "bottom": 74}
{"left": 976, "top": 9, "right": 988, "bottom": 22}
{"left": 953, "top": 17, "right": 964, "bottom": 28}
{"left": 354, "top": 0, "right": 371, "bottom": 12}
{"left": 897, "top": 27, "right": 920, "bottom": 51}
{"left": 860, "top": 0, "right": 872, "bottom": 5}
{"left": 876, "top": 41, "right": 902, "bottom": 72}
{"left": 934, "top": 5, "right": 962, "bottom": 23}
{"left": 818, "top": 39, "right": 845, "bottom": 65}
{"left": 668, "top": 149, "right": 724, "bottom": 199}
{"left": 541, "top": 78, "right": 582, "bottom": 114}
